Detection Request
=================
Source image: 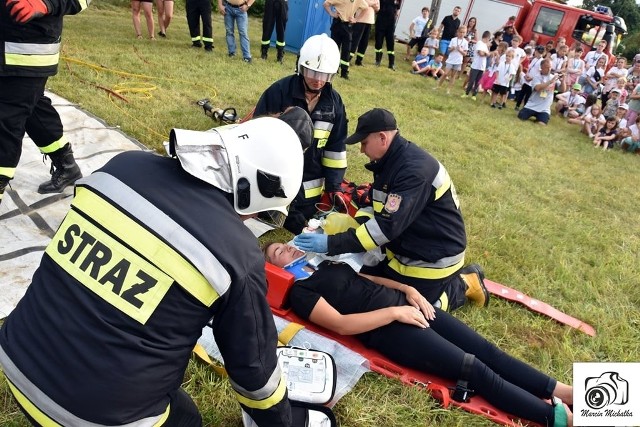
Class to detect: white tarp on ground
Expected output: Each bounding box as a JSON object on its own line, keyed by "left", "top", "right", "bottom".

{"left": 197, "top": 315, "right": 370, "bottom": 407}
{"left": 0, "top": 91, "right": 147, "bottom": 319}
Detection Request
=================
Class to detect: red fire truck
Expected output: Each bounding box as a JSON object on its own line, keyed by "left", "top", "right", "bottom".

{"left": 396, "top": 0, "right": 627, "bottom": 60}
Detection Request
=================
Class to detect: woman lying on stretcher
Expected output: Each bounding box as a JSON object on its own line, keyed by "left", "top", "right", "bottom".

{"left": 263, "top": 242, "right": 574, "bottom": 427}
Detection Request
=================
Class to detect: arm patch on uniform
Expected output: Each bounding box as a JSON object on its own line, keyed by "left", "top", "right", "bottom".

{"left": 384, "top": 194, "right": 402, "bottom": 213}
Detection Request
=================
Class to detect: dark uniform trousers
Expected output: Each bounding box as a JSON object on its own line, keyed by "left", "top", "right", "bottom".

{"left": 350, "top": 22, "right": 372, "bottom": 65}
{"left": 374, "top": 0, "right": 397, "bottom": 68}
{"left": 261, "top": 0, "right": 288, "bottom": 47}
{"left": 186, "top": 0, "right": 213, "bottom": 48}
{"left": 0, "top": 76, "right": 65, "bottom": 179}
{"left": 330, "top": 18, "right": 354, "bottom": 76}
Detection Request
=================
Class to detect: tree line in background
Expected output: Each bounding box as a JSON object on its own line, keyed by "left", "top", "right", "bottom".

{"left": 581, "top": 0, "right": 639, "bottom": 58}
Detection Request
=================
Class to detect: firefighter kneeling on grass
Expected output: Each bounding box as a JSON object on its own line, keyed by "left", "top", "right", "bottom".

{"left": 295, "top": 108, "right": 489, "bottom": 312}
{"left": 0, "top": 109, "right": 314, "bottom": 426}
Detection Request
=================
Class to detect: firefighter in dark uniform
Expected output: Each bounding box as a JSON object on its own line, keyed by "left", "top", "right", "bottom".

{"left": 295, "top": 108, "right": 490, "bottom": 312}
{"left": 0, "top": 113, "right": 312, "bottom": 426}
{"left": 323, "top": 0, "right": 368, "bottom": 79}
{"left": 254, "top": 34, "right": 348, "bottom": 235}
{"left": 260, "top": 0, "right": 288, "bottom": 62}
{"left": 0, "top": 0, "right": 87, "bottom": 205}
{"left": 186, "top": 0, "right": 213, "bottom": 50}
{"left": 374, "top": 0, "right": 400, "bottom": 70}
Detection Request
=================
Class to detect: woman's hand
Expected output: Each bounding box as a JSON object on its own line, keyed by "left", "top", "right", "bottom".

{"left": 402, "top": 286, "right": 436, "bottom": 320}
{"left": 392, "top": 306, "right": 429, "bottom": 328}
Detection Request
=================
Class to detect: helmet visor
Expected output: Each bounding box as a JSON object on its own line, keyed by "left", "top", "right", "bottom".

{"left": 301, "top": 67, "right": 335, "bottom": 83}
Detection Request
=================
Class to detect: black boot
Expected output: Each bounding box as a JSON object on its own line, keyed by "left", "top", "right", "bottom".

{"left": 375, "top": 51, "right": 382, "bottom": 66}
{"left": 388, "top": 54, "right": 396, "bottom": 71}
{"left": 340, "top": 64, "right": 349, "bottom": 79}
{"left": 261, "top": 45, "right": 269, "bottom": 60}
{"left": 276, "top": 46, "right": 284, "bottom": 63}
{"left": 0, "top": 176, "right": 9, "bottom": 205}
{"left": 38, "top": 144, "right": 83, "bottom": 194}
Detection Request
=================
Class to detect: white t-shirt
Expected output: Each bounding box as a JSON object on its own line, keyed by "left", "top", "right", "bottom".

{"left": 584, "top": 50, "right": 606, "bottom": 70}
{"left": 510, "top": 47, "right": 526, "bottom": 66}
{"left": 470, "top": 40, "right": 489, "bottom": 70}
{"left": 495, "top": 60, "right": 516, "bottom": 86}
{"left": 603, "top": 66, "right": 629, "bottom": 92}
{"left": 557, "top": 91, "right": 586, "bottom": 107}
{"left": 412, "top": 16, "right": 428, "bottom": 38}
{"left": 628, "top": 123, "right": 639, "bottom": 140}
{"left": 447, "top": 37, "right": 469, "bottom": 65}
{"left": 526, "top": 56, "right": 544, "bottom": 80}
{"left": 582, "top": 107, "right": 606, "bottom": 127}
{"left": 550, "top": 54, "right": 566, "bottom": 73}
{"left": 447, "top": 37, "right": 468, "bottom": 65}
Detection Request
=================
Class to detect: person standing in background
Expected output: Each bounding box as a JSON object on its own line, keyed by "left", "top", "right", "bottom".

{"left": 0, "top": 0, "right": 88, "bottom": 205}
{"left": 219, "top": 0, "right": 254, "bottom": 62}
{"left": 351, "top": 0, "right": 379, "bottom": 67}
{"left": 260, "top": 0, "right": 288, "bottom": 62}
{"left": 132, "top": 0, "right": 155, "bottom": 39}
{"left": 186, "top": 0, "right": 214, "bottom": 50}
{"left": 404, "top": 7, "right": 429, "bottom": 61}
{"left": 324, "top": 0, "right": 369, "bottom": 79}
{"left": 374, "top": 0, "right": 401, "bottom": 70}
{"left": 437, "top": 5, "right": 461, "bottom": 59}
{"left": 155, "top": 0, "right": 174, "bottom": 37}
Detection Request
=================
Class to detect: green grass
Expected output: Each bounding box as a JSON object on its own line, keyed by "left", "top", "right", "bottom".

{"left": 2, "top": 4, "right": 640, "bottom": 426}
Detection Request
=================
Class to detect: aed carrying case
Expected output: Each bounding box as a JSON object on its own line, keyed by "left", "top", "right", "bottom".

{"left": 243, "top": 346, "right": 337, "bottom": 427}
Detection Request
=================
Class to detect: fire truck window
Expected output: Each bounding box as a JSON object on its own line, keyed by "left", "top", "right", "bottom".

{"left": 533, "top": 7, "right": 564, "bottom": 37}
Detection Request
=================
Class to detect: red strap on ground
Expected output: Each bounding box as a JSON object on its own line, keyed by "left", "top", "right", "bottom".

{"left": 484, "top": 279, "right": 596, "bottom": 337}
{"left": 265, "top": 263, "right": 536, "bottom": 426}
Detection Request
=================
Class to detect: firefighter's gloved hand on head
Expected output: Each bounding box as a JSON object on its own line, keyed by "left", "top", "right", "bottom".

{"left": 6, "top": 0, "right": 50, "bottom": 23}
{"left": 293, "top": 233, "right": 328, "bottom": 254}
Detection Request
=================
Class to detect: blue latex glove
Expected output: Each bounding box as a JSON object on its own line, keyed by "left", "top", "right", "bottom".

{"left": 293, "top": 233, "right": 328, "bottom": 254}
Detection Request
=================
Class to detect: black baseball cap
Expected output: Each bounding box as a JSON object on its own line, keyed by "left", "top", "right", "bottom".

{"left": 344, "top": 108, "right": 398, "bottom": 145}
{"left": 535, "top": 45, "right": 546, "bottom": 53}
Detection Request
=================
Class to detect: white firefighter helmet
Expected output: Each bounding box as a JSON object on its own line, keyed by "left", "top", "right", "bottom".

{"left": 297, "top": 33, "right": 340, "bottom": 83}
{"left": 168, "top": 117, "right": 303, "bottom": 222}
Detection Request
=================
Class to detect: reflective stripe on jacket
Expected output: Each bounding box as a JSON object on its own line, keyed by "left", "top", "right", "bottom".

{"left": 0, "top": 0, "right": 90, "bottom": 77}
{"left": 0, "top": 151, "right": 290, "bottom": 426}
{"left": 328, "top": 133, "right": 467, "bottom": 281}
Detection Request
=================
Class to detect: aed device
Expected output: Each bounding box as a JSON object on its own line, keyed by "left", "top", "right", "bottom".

{"left": 242, "top": 346, "right": 337, "bottom": 427}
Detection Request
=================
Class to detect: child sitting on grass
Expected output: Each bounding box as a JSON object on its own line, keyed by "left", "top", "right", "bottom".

{"left": 602, "top": 88, "right": 621, "bottom": 119}
{"left": 424, "top": 54, "right": 445, "bottom": 79}
{"left": 411, "top": 46, "right": 431, "bottom": 75}
{"left": 620, "top": 115, "right": 640, "bottom": 153}
{"left": 568, "top": 103, "right": 605, "bottom": 138}
{"left": 593, "top": 116, "right": 618, "bottom": 150}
